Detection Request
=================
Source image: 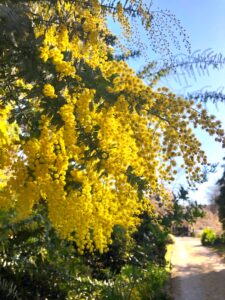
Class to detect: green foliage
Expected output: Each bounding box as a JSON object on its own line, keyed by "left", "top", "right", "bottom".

{"left": 102, "top": 263, "right": 169, "bottom": 300}
{"left": 187, "top": 91, "right": 225, "bottom": 104}
{"left": 163, "top": 186, "right": 205, "bottom": 235}
{"left": 217, "top": 232, "right": 225, "bottom": 244}
{"left": 201, "top": 228, "right": 217, "bottom": 246}
{"left": 205, "top": 232, "right": 225, "bottom": 246}
{"left": 80, "top": 213, "right": 172, "bottom": 299}
{"left": 82, "top": 213, "right": 171, "bottom": 282}
{"left": 0, "top": 206, "right": 172, "bottom": 299}
{"left": 0, "top": 207, "right": 93, "bottom": 299}
{"left": 132, "top": 213, "right": 169, "bottom": 267}
{"left": 82, "top": 225, "right": 134, "bottom": 280}
{"left": 0, "top": 276, "right": 19, "bottom": 300}
{"left": 216, "top": 168, "right": 225, "bottom": 229}
{"left": 139, "top": 49, "right": 225, "bottom": 88}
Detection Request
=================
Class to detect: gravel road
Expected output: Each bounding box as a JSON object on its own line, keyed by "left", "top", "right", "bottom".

{"left": 171, "top": 237, "right": 225, "bottom": 300}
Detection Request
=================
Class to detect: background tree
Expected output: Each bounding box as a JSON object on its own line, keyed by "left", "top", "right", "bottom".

{"left": 215, "top": 164, "right": 225, "bottom": 229}
{"left": 162, "top": 186, "right": 205, "bottom": 236}
{"left": 0, "top": 0, "right": 224, "bottom": 254}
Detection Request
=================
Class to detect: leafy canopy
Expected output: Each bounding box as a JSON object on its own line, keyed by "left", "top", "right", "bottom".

{"left": 0, "top": 0, "right": 224, "bottom": 253}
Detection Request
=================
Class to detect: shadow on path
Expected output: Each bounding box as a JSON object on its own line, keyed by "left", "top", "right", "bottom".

{"left": 171, "top": 237, "right": 225, "bottom": 300}
{"left": 172, "top": 269, "right": 225, "bottom": 300}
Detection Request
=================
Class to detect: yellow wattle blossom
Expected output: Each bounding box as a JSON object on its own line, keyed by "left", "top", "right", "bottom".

{"left": 15, "top": 79, "right": 33, "bottom": 90}
{"left": 115, "top": 2, "right": 131, "bottom": 38}
{"left": 0, "top": 0, "right": 225, "bottom": 253}
{"left": 42, "top": 84, "right": 57, "bottom": 98}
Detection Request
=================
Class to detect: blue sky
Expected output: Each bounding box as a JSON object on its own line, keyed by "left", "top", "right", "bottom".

{"left": 109, "top": 1, "right": 225, "bottom": 203}
{"left": 152, "top": 0, "right": 225, "bottom": 203}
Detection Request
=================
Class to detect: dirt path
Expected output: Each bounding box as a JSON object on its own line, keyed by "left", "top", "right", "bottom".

{"left": 171, "top": 237, "right": 225, "bottom": 300}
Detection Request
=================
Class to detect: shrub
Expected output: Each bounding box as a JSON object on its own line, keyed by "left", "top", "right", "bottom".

{"left": 211, "top": 232, "right": 225, "bottom": 245}
{"left": 102, "top": 263, "right": 170, "bottom": 300}
{"left": 218, "top": 232, "right": 225, "bottom": 244}
{"left": 201, "top": 228, "right": 217, "bottom": 246}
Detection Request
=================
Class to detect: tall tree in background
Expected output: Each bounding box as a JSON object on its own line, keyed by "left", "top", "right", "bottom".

{"left": 0, "top": 0, "right": 224, "bottom": 254}
{"left": 216, "top": 166, "right": 225, "bottom": 228}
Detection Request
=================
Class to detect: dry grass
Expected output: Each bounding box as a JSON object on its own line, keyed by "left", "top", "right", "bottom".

{"left": 193, "top": 204, "right": 222, "bottom": 236}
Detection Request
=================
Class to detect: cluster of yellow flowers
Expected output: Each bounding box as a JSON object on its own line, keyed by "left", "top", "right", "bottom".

{"left": 115, "top": 2, "right": 131, "bottom": 38}
{"left": 0, "top": 106, "right": 20, "bottom": 207}
{"left": 43, "top": 84, "right": 57, "bottom": 98}
{"left": 0, "top": 0, "right": 224, "bottom": 253}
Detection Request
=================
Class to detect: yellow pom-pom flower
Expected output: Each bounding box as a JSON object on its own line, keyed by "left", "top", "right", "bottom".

{"left": 42, "top": 84, "right": 57, "bottom": 98}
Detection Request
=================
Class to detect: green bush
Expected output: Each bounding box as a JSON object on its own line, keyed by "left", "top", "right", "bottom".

{"left": 102, "top": 263, "right": 170, "bottom": 300}
{"left": 211, "top": 232, "right": 225, "bottom": 245}
{"left": 218, "top": 232, "right": 225, "bottom": 244}
{"left": 0, "top": 208, "right": 171, "bottom": 299}
{"left": 201, "top": 228, "right": 217, "bottom": 246}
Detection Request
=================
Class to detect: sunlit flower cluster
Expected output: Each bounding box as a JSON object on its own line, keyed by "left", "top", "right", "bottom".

{"left": 43, "top": 84, "right": 57, "bottom": 98}
{"left": 0, "top": 0, "right": 224, "bottom": 253}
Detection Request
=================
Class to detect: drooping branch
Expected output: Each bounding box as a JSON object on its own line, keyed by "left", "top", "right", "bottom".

{"left": 187, "top": 90, "right": 225, "bottom": 104}
{"left": 139, "top": 49, "right": 225, "bottom": 85}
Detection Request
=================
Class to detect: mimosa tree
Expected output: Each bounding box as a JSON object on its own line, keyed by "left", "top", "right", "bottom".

{"left": 0, "top": 0, "right": 224, "bottom": 253}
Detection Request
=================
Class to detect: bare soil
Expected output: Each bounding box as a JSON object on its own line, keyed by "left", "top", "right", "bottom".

{"left": 171, "top": 237, "right": 225, "bottom": 300}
